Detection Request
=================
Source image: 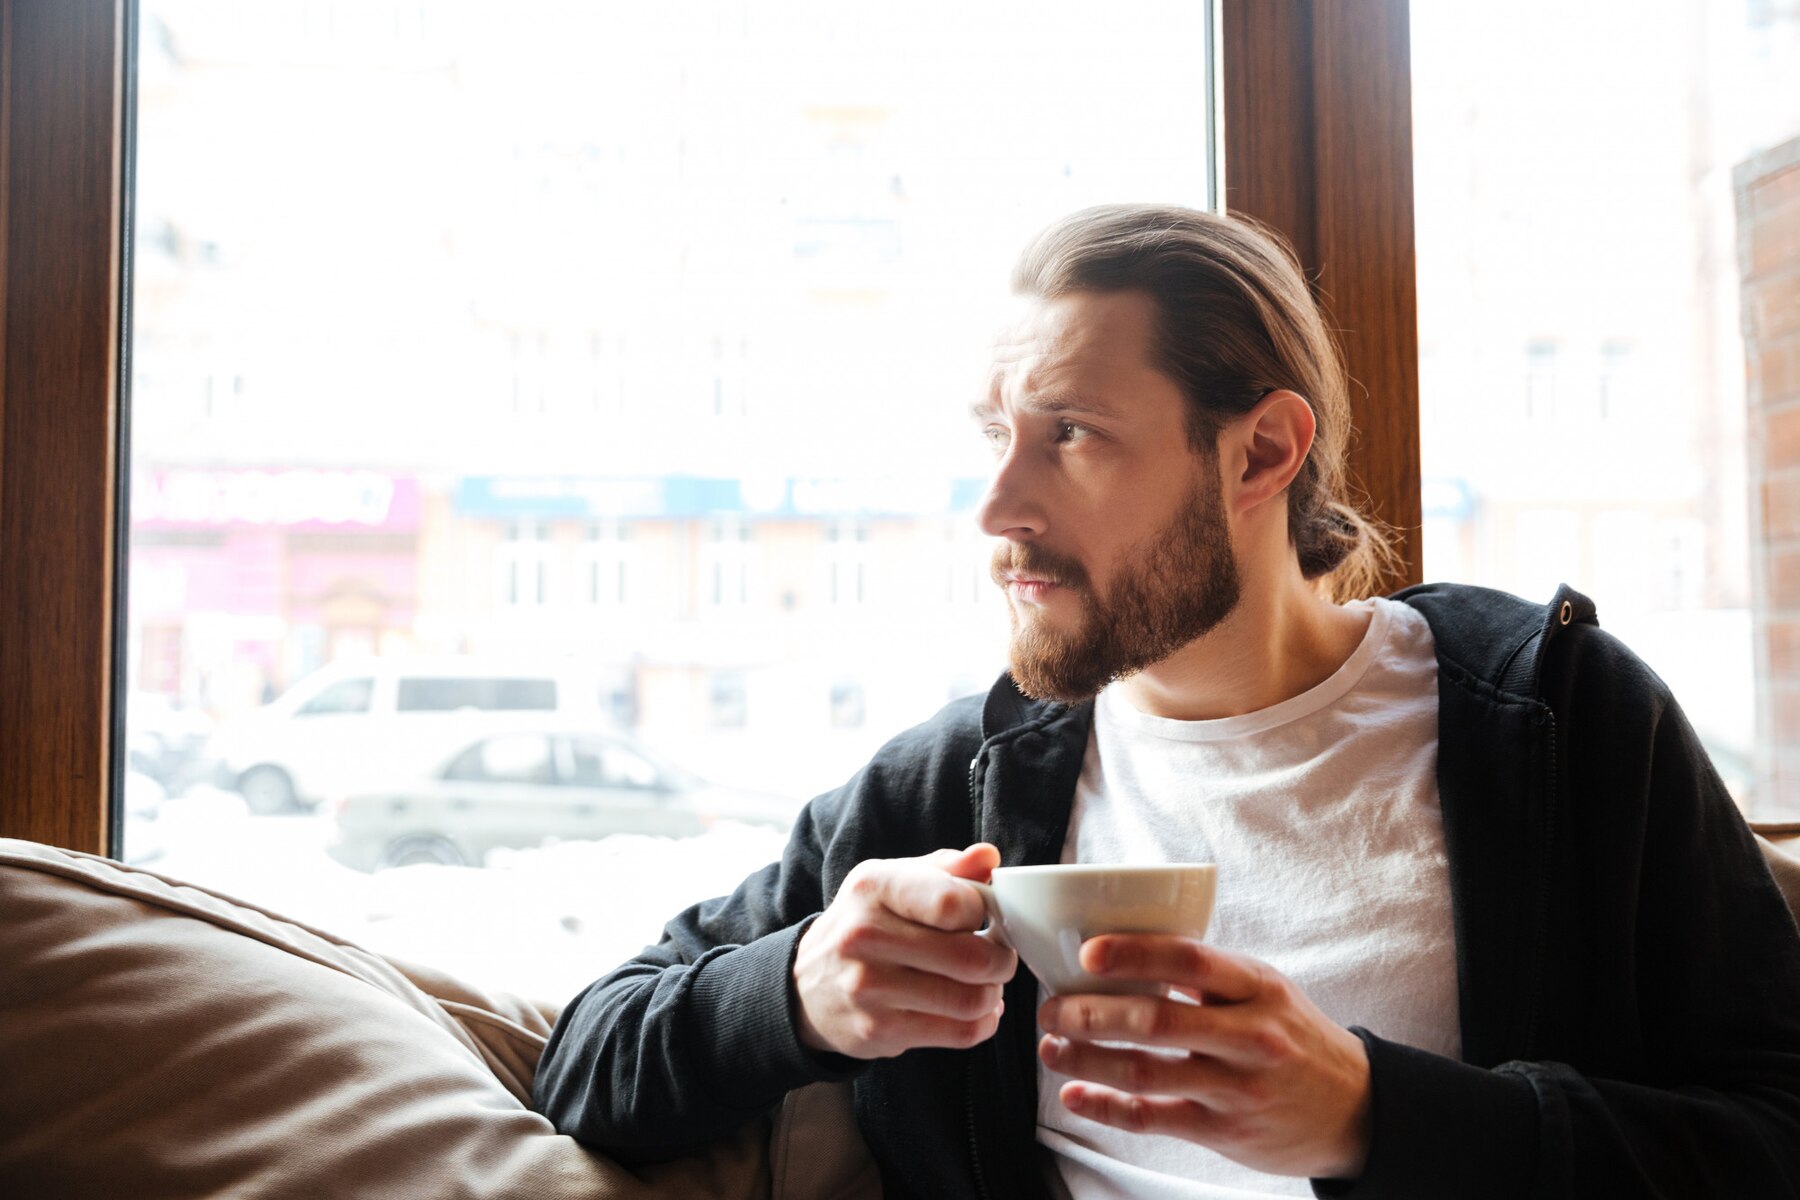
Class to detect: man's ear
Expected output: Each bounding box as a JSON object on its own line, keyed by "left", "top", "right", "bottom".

{"left": 1222, "top": 389, "right": 1316, "bottom": 514}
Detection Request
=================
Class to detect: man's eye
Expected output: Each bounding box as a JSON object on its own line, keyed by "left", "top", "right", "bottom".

{"left": 982, "top": 425, "right": 1011, "bottom": 451}
{"left": 1056, "top": 420, "right": 1091, "bottom": 443}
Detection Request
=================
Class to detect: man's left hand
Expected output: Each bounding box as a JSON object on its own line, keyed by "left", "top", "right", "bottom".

{"left": 1037, "top": 934, "right": 1372, "bottom": 1181}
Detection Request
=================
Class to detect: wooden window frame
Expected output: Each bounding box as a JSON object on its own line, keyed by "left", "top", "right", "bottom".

{"left": 0, "top": 0, "right": 1422, "bottom": 855}
{"left": 1220, "top": 0, "right": 1422, "bottom": 590}
{"left": 0, "top": 0, "right": 132, "bottom": 854}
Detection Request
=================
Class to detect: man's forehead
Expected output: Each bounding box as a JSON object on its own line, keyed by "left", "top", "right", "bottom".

{"left": 985, "top": 290, "right": 1160, "bottom": 386}
{"left": 990, "top": 292, "right": 1081, "bottom": 355}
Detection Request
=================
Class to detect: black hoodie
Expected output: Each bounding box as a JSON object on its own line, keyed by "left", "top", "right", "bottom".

{"left": 535, "top": 583, "right": 1800, "bottom": 1199}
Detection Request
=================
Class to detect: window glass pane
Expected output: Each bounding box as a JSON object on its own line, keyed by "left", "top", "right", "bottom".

{"left": 446, "top": 735, "right": 557, "bottom": 785}
{"left": 122, "top": 0, "right": 1215, "bottom": 1000}
{"left": 1413, "top": 0, "right": 1800, "bottom": 817}
{"left": 296, "top": 678, "right": 374, "bottom": 716}
{"left": 395, "top": 677, "right": 559, "bottom": 712}
{"left": 568, "top": 738, "right": 663, "bottom": 790}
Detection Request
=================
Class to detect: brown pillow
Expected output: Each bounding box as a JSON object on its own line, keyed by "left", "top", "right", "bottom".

{"left": 0, "top": 838, "right": 770, "bottom": 1200}
{"left": 1759, "top": 831, "right": 1800, "bottom": 927}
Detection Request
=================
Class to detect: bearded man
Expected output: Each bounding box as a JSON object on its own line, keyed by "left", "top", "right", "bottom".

{"left": 534, "top": 205, "right": 1800, "bottom": 1198}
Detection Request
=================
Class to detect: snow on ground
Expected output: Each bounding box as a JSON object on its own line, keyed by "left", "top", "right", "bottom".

{"left": 135, "top": 790, "right": 791, "bottom": 1009}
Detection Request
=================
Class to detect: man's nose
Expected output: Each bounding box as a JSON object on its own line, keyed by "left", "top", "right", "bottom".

{"left": 976, "top": 446, "right": 1046, "bottom": 540}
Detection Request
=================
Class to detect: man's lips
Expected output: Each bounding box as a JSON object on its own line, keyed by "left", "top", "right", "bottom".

{"left": 1003, "top": 573, "right": 1063, "bottom": 604}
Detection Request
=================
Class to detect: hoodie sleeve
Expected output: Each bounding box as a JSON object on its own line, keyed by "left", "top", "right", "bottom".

{"left": 530, "top": 793, "right": 867, "bottom": 1163}
{"left": 529, "top": 692, "right": 991, "bottom": 1164}
{"left": 1314, "top": 650, "right": 1800, "bottom": 1199}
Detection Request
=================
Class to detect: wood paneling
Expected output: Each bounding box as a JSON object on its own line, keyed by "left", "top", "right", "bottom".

{"left": 0, "top": 0, "right": 128, "bottom": 853}
{"left": 1221, "top": 0, "right": 1423, "bottom": 592}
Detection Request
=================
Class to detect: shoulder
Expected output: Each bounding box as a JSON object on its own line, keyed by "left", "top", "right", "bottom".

{"left": 864, "top": 690, "right": 990, "bottom": 778}
{"left": 799, "top": 677, "right": 1087, "bottom": 869}
{"left": 851, "top": 672, "right": 1083, "bottom": 785}
{"left": 1393, "top": 580, "right": 1668, "bottom": 706}
{"left": 1400, "top": 582, "right": 1716, "bottom": 803}
{"left": 797, "top": 689, "right": 993, "bottom": 869}
{"left": 1390, "top": 581, "right": 1559, "bottom": 685}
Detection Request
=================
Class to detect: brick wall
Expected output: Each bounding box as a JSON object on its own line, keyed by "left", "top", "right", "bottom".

{"left": 1738, "top": 135, "right": 1800, "bottom": 813}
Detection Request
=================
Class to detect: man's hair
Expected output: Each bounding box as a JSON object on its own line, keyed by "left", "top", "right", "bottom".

{"left": 1011, "top": 203, "right": 1399, "bottom": 602}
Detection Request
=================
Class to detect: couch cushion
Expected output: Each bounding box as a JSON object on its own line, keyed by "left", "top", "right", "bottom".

{"left": 0, "top": 838, "right": 769, "bottom": 1200}
{"left": 1760, "top": 831, "right": 1800, "bottom": 926}
{"left": 769, "top": 1082, "right": 881, "bottom": 1200}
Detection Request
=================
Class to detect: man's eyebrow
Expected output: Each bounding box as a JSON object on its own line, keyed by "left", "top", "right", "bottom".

{"left": 968, "top": 393, "right": 1120, "bottom": 421}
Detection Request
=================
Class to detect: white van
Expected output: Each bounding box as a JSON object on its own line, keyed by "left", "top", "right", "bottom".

{"left": 211, "top": 657, "right": 605, "bottom": 813}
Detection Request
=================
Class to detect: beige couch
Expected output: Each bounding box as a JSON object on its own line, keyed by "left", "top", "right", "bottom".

{"left": 0, "top": 838, "right": 879, "bottom": 1199}
{"left": 3, "top": 832, "right": 1797, "bottom": 1198}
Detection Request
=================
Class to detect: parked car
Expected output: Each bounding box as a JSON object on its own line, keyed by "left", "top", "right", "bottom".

{"left": 125, "top": 692, "right": 218, "bottom": 796}
{"left": 325, "top": 723, "right": 797, "bottom": 871}
{"left": 211, "top": 657, "right": 605, "bottom": 814}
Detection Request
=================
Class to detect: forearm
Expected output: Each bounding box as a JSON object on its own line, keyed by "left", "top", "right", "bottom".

{"left": 533, "top": 918, "right": 863, "bottom": 1162}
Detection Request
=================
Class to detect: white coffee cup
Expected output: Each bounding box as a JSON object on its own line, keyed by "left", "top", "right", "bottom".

{"left": 967, "top": 863, "right": 1218, "bottom": 996}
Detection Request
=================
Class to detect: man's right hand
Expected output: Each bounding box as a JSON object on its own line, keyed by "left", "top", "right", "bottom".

{"left": 793, "top": 843, "right": 1018, "bottom": 1059}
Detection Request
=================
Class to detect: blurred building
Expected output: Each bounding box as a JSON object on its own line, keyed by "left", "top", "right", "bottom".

{"left": 131, "top": 1, "right": 1800, "bottom": 808}
{"left": 1412, "top": 0, "right": 1800, "bottom": 809}
{"left": 125, "top": 0, "right": 1211, "bottom": 796}
{"left": 1737, "top": 134, "right": 1800, "bottom": 811}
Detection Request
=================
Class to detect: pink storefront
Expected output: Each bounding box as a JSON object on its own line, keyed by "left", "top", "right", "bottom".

{"left": 129, "top": 469, "right": 422, "bottom": 713}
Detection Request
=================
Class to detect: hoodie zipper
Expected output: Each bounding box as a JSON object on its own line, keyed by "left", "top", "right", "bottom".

{"left": 966, "top": 1057, "right": 993, "bottom": 1200}
{"left": 1522, "top": 708, "right": 1557, "bottom": 1058}
{"left": 1522, "top": 597, "right": 1577, "bottom": 1059}
{"left": 965, "top": 749, "right": 996, "bottom": 1200}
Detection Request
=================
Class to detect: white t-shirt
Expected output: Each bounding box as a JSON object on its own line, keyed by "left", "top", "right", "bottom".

{"left": 1037, "top": 598, "right": 1458, "bottom": 1200}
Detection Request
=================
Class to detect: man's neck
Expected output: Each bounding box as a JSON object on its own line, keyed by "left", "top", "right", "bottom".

{"left": 1113, "top": 569, "right": 1375, "bottom": 722}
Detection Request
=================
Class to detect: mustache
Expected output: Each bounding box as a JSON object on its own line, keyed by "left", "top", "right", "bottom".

{"left": 989, "top": 544, "right": 1091, "bottom": 591}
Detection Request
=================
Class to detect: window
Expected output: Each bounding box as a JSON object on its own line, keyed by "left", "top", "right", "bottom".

{"left": 395, "top": 678, "right": 558, "bottom": 712}
{"left": 701, "top": 519, "right": 755, "bottom": 610}
{"left": 295, "top": 678, "right": 374, "bottom": 716}
{"left": 824, "top": 519, "right": 869, "bottom": 607}
{"left": 830, "top": 681, "right": 866, "bottom": 730}
{"left": 566, "top": 738, "right": 662, "bottom": 791}
{"left": 1524, "top": 339, "right": 1561, "bottom": 421}
{"left": 498, "top": 520, "right": 553, "bottom": 608}
{"left": 100, "top": 0, "right": 1229, "bottom": 999}
{"left": 445, "top": 735, "right": 557, "bottom": 785}
{"left": 1598, "top": 339, "right": 1636, "bottom": 421}
{"left": 598, "top": 669, "right": 638, "bottom": 727}
{"left": 710, "top": 672, "right": 749, "bottom": 731}
{"left": 0, "top": 0, "right": 1423, "bottom": 994}
{"left": 1413, "top": 0, "right": 1800, "bottom": 814}
{"left": 579, "top": 522, "right": 634, "bottom": 608}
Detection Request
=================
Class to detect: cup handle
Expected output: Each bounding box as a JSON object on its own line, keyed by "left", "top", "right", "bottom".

{"left": 965, "top": 880, "right": 1012, "bottom": 950}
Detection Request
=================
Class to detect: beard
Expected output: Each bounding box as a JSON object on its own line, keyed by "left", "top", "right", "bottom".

{"left": 991, "top": 475, "right": 1241, "bottom": 703}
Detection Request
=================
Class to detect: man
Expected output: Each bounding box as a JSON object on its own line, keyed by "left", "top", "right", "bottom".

{"left": 534, "top": 205, "right": 1800, "bottom": 1197}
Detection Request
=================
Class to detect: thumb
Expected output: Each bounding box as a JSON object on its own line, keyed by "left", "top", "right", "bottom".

{"left": 935, "top": 842, "right": 1001, "bottom": 882}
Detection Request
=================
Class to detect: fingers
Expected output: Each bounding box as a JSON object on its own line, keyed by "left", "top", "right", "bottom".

{"left": 848, "top": 961, "right": 1006, "bottom": 1022}
{"left": 934, "top": 842, "right": 1001, "bottom": 881}
{"left": 875, "top": 856, "right": 993, "bottom": 933}
{"left": 856, "top": 1005, "right": 1008, "bottom": 1057}
{"left": 795, "top": 848, "right": 1018, "bottom": 1058}
{"left": 1037, "top": 993, "right": 1265, "bottom": 1062}
{"left": 847, "top": 911, "right": 1016, "bottom": 984}
{"left": 1079, "top": 934, "right": 1264, "bottom": 1004}
{"left": 1035, "top": 939, "right": 1376, "bottom": 1179}
{"left": 1039, "top": 1036, "right": 1235, "bottom": 1107}
{"left": 1057, "top": 1081, "right": 1219, "bottom": 1140}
